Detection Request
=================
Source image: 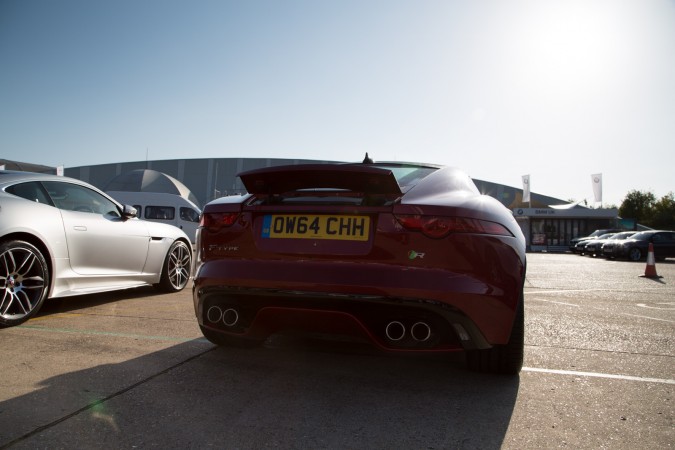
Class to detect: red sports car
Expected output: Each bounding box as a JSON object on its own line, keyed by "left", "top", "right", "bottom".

{"left": 193, "top": 158, "right": 526, "bottom": 374}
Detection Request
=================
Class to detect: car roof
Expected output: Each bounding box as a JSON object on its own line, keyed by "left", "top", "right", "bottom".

{"left": 0, "top": 170, "right": 122, "bottom": 206}
{"left": 0, "top": 170, "right": 92, "bottom": 187}
{"left": 631, "top": 230, "right": 672, "bottom": 238}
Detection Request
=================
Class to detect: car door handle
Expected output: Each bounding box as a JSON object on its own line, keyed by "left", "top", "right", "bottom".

{"left": 73, "top": 226, "right": 87, "bottom": 231}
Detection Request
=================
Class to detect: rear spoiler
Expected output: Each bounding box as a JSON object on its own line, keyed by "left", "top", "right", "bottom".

{"left": 239, "top": 164, "right": 402, "bottom": 196}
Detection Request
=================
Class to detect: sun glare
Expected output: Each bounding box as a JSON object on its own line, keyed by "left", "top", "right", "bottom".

{"left": 511, "top": 2, "right": 626, "bottom": 98}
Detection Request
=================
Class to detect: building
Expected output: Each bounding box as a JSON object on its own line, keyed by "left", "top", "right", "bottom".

{"left": 3, "top": 157, "right": 623, "bottom": 251}
{"left": 513, "top": 206, "right": 620, "bottom": 252}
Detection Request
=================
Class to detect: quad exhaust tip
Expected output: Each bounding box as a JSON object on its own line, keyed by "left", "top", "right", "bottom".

{"left": 385, "top": 320, "right": 432, "bottom": 343}
{"left": 208, "top": 309, "right": 432, "bottom": 342}
{"left": 206, "top": 306, "right": 240, "bottom": 327}
{"left": 385, "top": 321, "right": 405, "bottom": 341}
{"left": 411, "top": 321, "right": 432, "bottom": 342}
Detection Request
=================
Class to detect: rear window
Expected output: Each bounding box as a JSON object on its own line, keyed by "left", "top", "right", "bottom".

{"left": 6, "top": 182, "right": 52, "bottom": 205}
{"left": 374, "top": 165, "right": 437, "bottom": 188}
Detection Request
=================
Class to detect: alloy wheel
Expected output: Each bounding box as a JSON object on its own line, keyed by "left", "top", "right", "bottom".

{"left": 629, "top": 247, "right": 642, "bottom": 262}
{"left": 168, "top": 241, "right": 191, "bottom": 290}
{"left": 0, "top": 242, "right": 49, "bottom": 326}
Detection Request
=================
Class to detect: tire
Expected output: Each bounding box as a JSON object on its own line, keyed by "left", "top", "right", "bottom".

{"left": 199, "top": 325, "right": 263, "bottom": 348}
{"left": 467, "top": 293, "right": 524, "bottom": 375}
{"left": 0, "top": 240, "right": 50, "bottom": 328}
{"left": 155, "top": 240, "right": 192, "bottom": 292}
{"left": 628, "top": 247, "right": 643, "bottom": 262}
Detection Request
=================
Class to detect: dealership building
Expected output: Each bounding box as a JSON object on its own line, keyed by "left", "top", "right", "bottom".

{"left": 2, "top": 157, "right": 622, "bottom": 251}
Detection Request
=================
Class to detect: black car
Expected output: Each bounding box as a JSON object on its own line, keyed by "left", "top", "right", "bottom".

{"left": 586, "top": 231, "right": 637, "bottom": 258}
{"left": 601, "top": 230, "right": 675, "bottom": 261}
{"left": 591, "top": 231, "right": 637, "bottom": 258}
{"left": 569, "top": 228, "right": 622, "bottom": 253}
{"left": 579, "top": 233, "right": 617, "bottom": 257}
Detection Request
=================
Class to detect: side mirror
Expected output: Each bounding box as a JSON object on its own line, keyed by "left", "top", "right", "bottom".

{"left": 122, "top": 204, "right": 138, "bottom": 220}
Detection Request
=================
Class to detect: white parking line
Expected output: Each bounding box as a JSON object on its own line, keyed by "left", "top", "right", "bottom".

{"left": 529, "top": 298, "right": 580, "bottom": 307}
{"left": 523, "top": 367, "right": 675, "bottom": 385}
{"left": 525, "top": 289, "right": 610, "bottom": 294}
{"left": 527, "top": 297, "right": 675, "bottom": 322}
{"left": 618, "top": 313, "right": 675, "bottom": 323}
{"left": 524, "top": 287, "right": 667, "bottom": 294}
{"left": 636, "top": 302, "right": 675, "bottom": 310}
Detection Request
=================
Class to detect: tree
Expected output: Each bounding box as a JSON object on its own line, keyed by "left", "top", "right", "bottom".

{"left": 619, "top": 190, "right": 656, "bottom": 225}
{"left": 650, "top": 192, "right": 675, "bottom": 229}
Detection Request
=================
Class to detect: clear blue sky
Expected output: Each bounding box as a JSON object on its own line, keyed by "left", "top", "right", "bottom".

{"left": 1, "top": 0, "right": 673, "bottom": 207}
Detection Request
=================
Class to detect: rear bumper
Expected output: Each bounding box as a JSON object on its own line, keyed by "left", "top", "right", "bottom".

{"left": 193, "top": 259, "right": 524, "bottom": 350}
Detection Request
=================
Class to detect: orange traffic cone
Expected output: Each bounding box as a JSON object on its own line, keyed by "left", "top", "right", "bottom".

{"left": 640, "top": 243, "right": 661, "bottom": 279}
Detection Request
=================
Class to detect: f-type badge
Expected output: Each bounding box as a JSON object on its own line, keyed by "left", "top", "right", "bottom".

{"left": 408, "top": 250, "right": 425, "bottom": 260}
{"left": 209, "top": 245, "right": 239, "bottom": 252}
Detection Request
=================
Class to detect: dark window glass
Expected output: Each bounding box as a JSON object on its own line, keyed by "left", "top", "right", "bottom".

{"left": 180, "top": 207, "right": 200, "bottom": 222}
{"left": 6, "top": 182, "right": 52, "bottom": 205}
{"left": 145, "top": 206, "right": 175, "bottom": 220}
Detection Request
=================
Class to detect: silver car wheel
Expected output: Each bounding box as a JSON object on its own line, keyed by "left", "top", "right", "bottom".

{"left": 156, "top": 240, "right": 191, "bottom": 292}
{"left": 0, "top": 241, "right": 49, "bottom": 327}
{"left": 168, "top": 241, "right": 191, "bottom": 290}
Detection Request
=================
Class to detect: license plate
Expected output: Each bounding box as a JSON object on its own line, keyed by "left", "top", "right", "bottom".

{"left": 262, "top": 214, "right": 370, "bottom": 241}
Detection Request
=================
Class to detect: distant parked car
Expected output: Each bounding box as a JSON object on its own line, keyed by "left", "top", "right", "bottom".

{"left": 595, "top": 231, "right": 637, "bottom": 258}
{"left": 578, "top": 233, "right": 617, "bottom": 256}
{"left": 0, "top": 170, "right": 193, "bottom": 328}
{"left": 601, "top": 230, "right": 675, "bottom": 261}
{"left": 569, "top": 228, "right": 622, "bottom": 253}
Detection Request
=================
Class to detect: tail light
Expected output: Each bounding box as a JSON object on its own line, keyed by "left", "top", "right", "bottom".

{"left": 201, "top": 212, "right": 239, "bottom": 232}
{"left": 394, "top": 215, "right": 513, "bottom": 239}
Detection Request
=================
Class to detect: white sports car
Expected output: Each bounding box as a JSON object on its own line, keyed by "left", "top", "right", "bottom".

{"left": 0, "top": 170, "right": 193, "bottom": 328}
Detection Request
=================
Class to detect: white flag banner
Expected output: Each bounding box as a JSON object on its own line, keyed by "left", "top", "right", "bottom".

{"left": 591, "top": 173, "right": 602, "bottom": 203}
{"left": 522, "top": 175, "right": 531, "bottom": 203}
{"left": 57, "top": 165, "right": 64, "bottom": 176}
{"left": 0, "top": 165, "right": 5, "bottom": 171}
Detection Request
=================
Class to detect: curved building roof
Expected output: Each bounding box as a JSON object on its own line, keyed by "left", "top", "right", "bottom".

{"left": 104, "top": 169, "right": 200, "bottom": 206}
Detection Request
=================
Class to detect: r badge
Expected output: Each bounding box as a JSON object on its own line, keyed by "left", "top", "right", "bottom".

{"left": 408, "top": 250, "right": 425, "bottom": 260}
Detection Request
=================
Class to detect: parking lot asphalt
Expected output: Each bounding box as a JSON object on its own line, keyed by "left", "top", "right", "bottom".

{"left": 1, "top": 254, "right": 673, "bottom": 449}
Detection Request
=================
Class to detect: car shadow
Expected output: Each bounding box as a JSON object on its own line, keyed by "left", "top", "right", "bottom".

{"left": 1, "top": 336, "right": 520, "bottom": 449}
